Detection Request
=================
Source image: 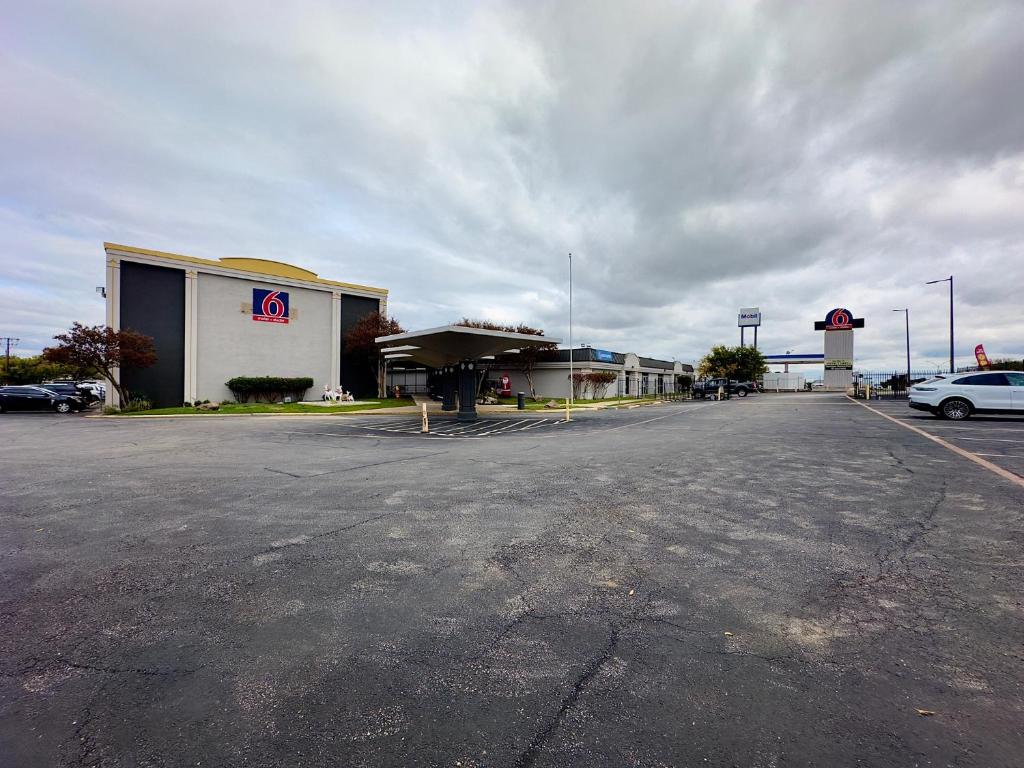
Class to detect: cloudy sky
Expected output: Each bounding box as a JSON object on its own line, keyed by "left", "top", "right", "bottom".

{"left": 2, "top": 1, "right": 1022, "bottom": 371}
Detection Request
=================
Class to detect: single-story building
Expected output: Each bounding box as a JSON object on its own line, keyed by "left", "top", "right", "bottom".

{"left": 103, "top": 243, "right": 388, "bottom": 407}
{"left": 492, "top": 348, "right": 693, "bottom": 400}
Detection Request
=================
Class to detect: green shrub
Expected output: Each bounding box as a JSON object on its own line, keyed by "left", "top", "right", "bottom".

{"left": 122, "top": 398, "right": 152, "bottom": 412}
{"left": 102, "top": 405, "right": 121, "bottom": 415}
{"left": 226, "top": 376, "right": 314, "bottom": 403}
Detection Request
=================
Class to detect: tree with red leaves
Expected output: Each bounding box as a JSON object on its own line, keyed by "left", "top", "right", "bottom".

{"left": 344, "top": 312, "right": 405, "bottom": 397}
{"left": 42, "top": 323, "right": 156, "bottom": 406}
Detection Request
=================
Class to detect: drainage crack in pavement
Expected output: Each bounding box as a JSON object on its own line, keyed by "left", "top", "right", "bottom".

{"left": 21, "top": 657, "right": 199, "bottom": 678}
{"left": 251, "top": 513, "right": 389, "bottom": 559}
{"left": 263, "top": 450, "right": 450, "bottom": 479}
{"left": 514, "top": 626, "right": 621, "bottom": 768}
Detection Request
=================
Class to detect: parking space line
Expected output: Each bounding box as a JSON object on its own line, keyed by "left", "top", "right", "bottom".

{"left": 449, "top": 420, "right": 502, "bottom": 435}
{"left": 593, "top": 404, "right": 710, "bottom": 433}
{"left": 849, "top": 397, "right": 1024, "bottom": 488}
{"left": 344, "top": 415, "right": 571, "bottom": 438}
{"left": 952, "top": 436, "right": 1024, "bottom": 443}
{"left": 478, "top": 419, "right": 533, "bottom": 435}
{"left": 884, "top": 419, "right": 1024, "bottom": 432}
{"left": 520, "top": 418, "right": 555, "bottom": 431}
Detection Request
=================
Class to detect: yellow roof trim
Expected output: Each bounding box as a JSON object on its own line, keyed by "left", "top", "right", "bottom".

{"left": 104, "top": 242, "right": 388, "bottom": 296}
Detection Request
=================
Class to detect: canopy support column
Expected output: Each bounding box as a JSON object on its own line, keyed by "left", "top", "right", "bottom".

{"left": 441, "top": 366, "right": 457, "bottom": 411}
{"left": 457, "top": 361, "right": 478, "bottom": 422}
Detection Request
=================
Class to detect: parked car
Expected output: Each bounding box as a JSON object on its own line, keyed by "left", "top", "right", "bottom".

{"left": 0, "top": 386, "right": 88, "bottom": 414}
{"left": 41, "top": 381, "right": 99, "bottom": 403}
{"left": 692, "top": 378, "right": 757, "bottom": 399}
{"left": 908, "top": 371, "right": 1024, "bottom": 420}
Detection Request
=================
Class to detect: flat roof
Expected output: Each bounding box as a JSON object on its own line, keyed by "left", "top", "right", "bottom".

{"left": 105, "top": 242, "right": 388, "bottom": 296}
{"left": 377, "top": 325, "right": 561, "bottom": 368}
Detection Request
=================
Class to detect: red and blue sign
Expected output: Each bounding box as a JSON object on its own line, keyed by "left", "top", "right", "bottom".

{"left": 814, "top": 308, "right": 863, "bottom": 331}
{"left": 253, "top": 289, "right": 289, "bottom": 324}
{"left": 824, "top": 307, "right": 853, "bottom": 330}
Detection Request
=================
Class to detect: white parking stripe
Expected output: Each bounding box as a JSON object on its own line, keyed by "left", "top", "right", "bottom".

{"left": 347, "top": 415, "right": 569, "bottom": 438}
{"left": 890, "top": 421, "right": 1024, "bottom": 432}
{"left": 850, "top": 397, "right": 1024, "bottom": 488}
{"left": 450, "top": 420, "right": 502, "bottom": 435}
{"left": 478, "top": 419, "right": 532, "bottom": 435}
{"left": 519, "top": 419, "right": 555, "bottom": 430}
{"left": 953, "top": 436, "right": 1024, "bottom": 444}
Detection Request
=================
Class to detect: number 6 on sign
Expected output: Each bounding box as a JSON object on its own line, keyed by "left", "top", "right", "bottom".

{"left": 252, "top": 288, "right": 290, "bottom": 324}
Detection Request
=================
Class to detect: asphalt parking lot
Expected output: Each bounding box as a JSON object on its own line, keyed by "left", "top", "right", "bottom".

{"left": 862, "top": 398, "right": 1024, "bottom": 481}
{"left": 2, "top": 395, "right": 1023, "bottom": 767}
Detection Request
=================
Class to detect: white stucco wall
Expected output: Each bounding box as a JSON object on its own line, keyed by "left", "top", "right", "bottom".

{"left": 196, "top": 273, "right": 334, "bottom": 402}
{"left": 823, "top": 329, "right": 855, "bottom": 390}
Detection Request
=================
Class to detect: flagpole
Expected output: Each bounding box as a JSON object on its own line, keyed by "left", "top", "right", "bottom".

{"left": 566, "top": 251, "right": 572, "bottom": 423}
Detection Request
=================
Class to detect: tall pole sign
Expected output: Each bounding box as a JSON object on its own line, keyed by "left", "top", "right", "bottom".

{"left": 738, "top": 308, "right": 761, "bottom": 349}
{"left": 814, "top": 308, "right": 865, "bottom": 391}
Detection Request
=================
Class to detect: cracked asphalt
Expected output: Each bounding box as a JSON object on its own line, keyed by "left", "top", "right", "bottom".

{"left": 2, "top": 395, "right": 1023, "bottom": 767}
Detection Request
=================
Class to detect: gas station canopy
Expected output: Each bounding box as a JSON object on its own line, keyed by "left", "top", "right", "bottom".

{"left": 375, "top": 325, "right": 561, "bottom": 368}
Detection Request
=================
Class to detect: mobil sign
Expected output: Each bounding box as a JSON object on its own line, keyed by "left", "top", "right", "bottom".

{"left": 738, "top": 307, "right": 761, "bottom": 327}
{"left": 253, "top": 288, "right": 289, "bottom": 324}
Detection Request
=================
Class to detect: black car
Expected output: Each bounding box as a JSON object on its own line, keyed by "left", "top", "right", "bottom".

{"left": 0, "top": 386, "right": 87, "bottom": 414}
{"left": 692, "top": 378, "right": 758, "bottom": 399}
{"left": 40, "top": 381, "right": 99, "bottom": 403}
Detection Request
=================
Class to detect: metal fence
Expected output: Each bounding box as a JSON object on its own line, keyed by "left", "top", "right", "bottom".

{"left": 855, "top": 370, "right": 944, "bottom": 400}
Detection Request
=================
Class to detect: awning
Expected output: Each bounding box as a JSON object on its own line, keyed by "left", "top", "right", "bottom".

{"left": 376, "top": 325, "right": 561, "bottom": 368}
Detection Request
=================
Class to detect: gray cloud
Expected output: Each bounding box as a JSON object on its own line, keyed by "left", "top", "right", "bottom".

{"left": 1, "top": 0, "right": 1022, "bottom": 370}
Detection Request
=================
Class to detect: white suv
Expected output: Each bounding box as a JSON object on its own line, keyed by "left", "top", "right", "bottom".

{"left": 909, "top": 371, "right": 1024, "bottom": 420}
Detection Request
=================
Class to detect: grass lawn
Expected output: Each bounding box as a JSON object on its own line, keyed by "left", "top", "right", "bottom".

{"left": 112, "top": 399, "right": 416, "bottom": 416}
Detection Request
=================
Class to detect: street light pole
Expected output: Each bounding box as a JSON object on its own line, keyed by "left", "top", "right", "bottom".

{"left": 892, "top": 308, "right": 910, "bottom": 383}
{"left": 925, "top": 275, "right": 954, "bottom": 373}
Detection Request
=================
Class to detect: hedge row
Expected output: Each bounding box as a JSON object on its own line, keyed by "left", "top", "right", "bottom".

{"left": 226, "top": 376, "right": 314, "bottom": 403}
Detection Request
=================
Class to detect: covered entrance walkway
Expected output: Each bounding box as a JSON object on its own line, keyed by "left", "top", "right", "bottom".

{"left": 376, "top": 325, "right": 561, "bottom": 421}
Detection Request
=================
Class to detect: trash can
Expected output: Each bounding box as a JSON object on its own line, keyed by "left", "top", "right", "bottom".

{"left": 517, "top": 392, "right": 526, "bottom": 410}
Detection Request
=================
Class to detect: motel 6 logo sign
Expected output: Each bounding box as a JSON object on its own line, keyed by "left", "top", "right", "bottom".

{"left": 253, "top": 288, "right": 289, "bottom": 324}
{"left": 824, "top": 307, "right": 853, "bottom": 330}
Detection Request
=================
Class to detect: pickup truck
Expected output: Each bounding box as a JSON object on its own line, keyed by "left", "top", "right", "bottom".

{"left": 692, "top": 378, "right": 757, "bottom": 399}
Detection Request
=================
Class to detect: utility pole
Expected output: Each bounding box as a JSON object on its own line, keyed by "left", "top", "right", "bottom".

{"left": 1, "top": 337, "right": 19, "bottom": 384}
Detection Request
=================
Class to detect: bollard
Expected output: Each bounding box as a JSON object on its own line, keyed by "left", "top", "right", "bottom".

{"left": 421, "top": 403, "right": 429, "bottom": 433}
{"left": 517, "top": 392, "right": 525, "bottom": 410}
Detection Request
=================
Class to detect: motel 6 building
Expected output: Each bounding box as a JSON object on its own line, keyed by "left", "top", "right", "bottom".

{"left": 103, "top": 243, "right": 388, "bottom": 408}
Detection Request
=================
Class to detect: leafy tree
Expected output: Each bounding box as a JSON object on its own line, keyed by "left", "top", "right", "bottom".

{"left": 345, "top": 312, "right": 406, "bottom": 397}
{"left": 989, "top": 358, "right": 1024, "bottom": 371}
{"left": 458, "top": 318, "right": 558, "bottom": 400}
{"left": 1, "top": 355, "right": 77, "bottom": 385}
{"left": 41, "top": 323, "right": 156, "bottom": 405}
{"left": 697, "top": 345, "right": 767, "bottom": 382}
